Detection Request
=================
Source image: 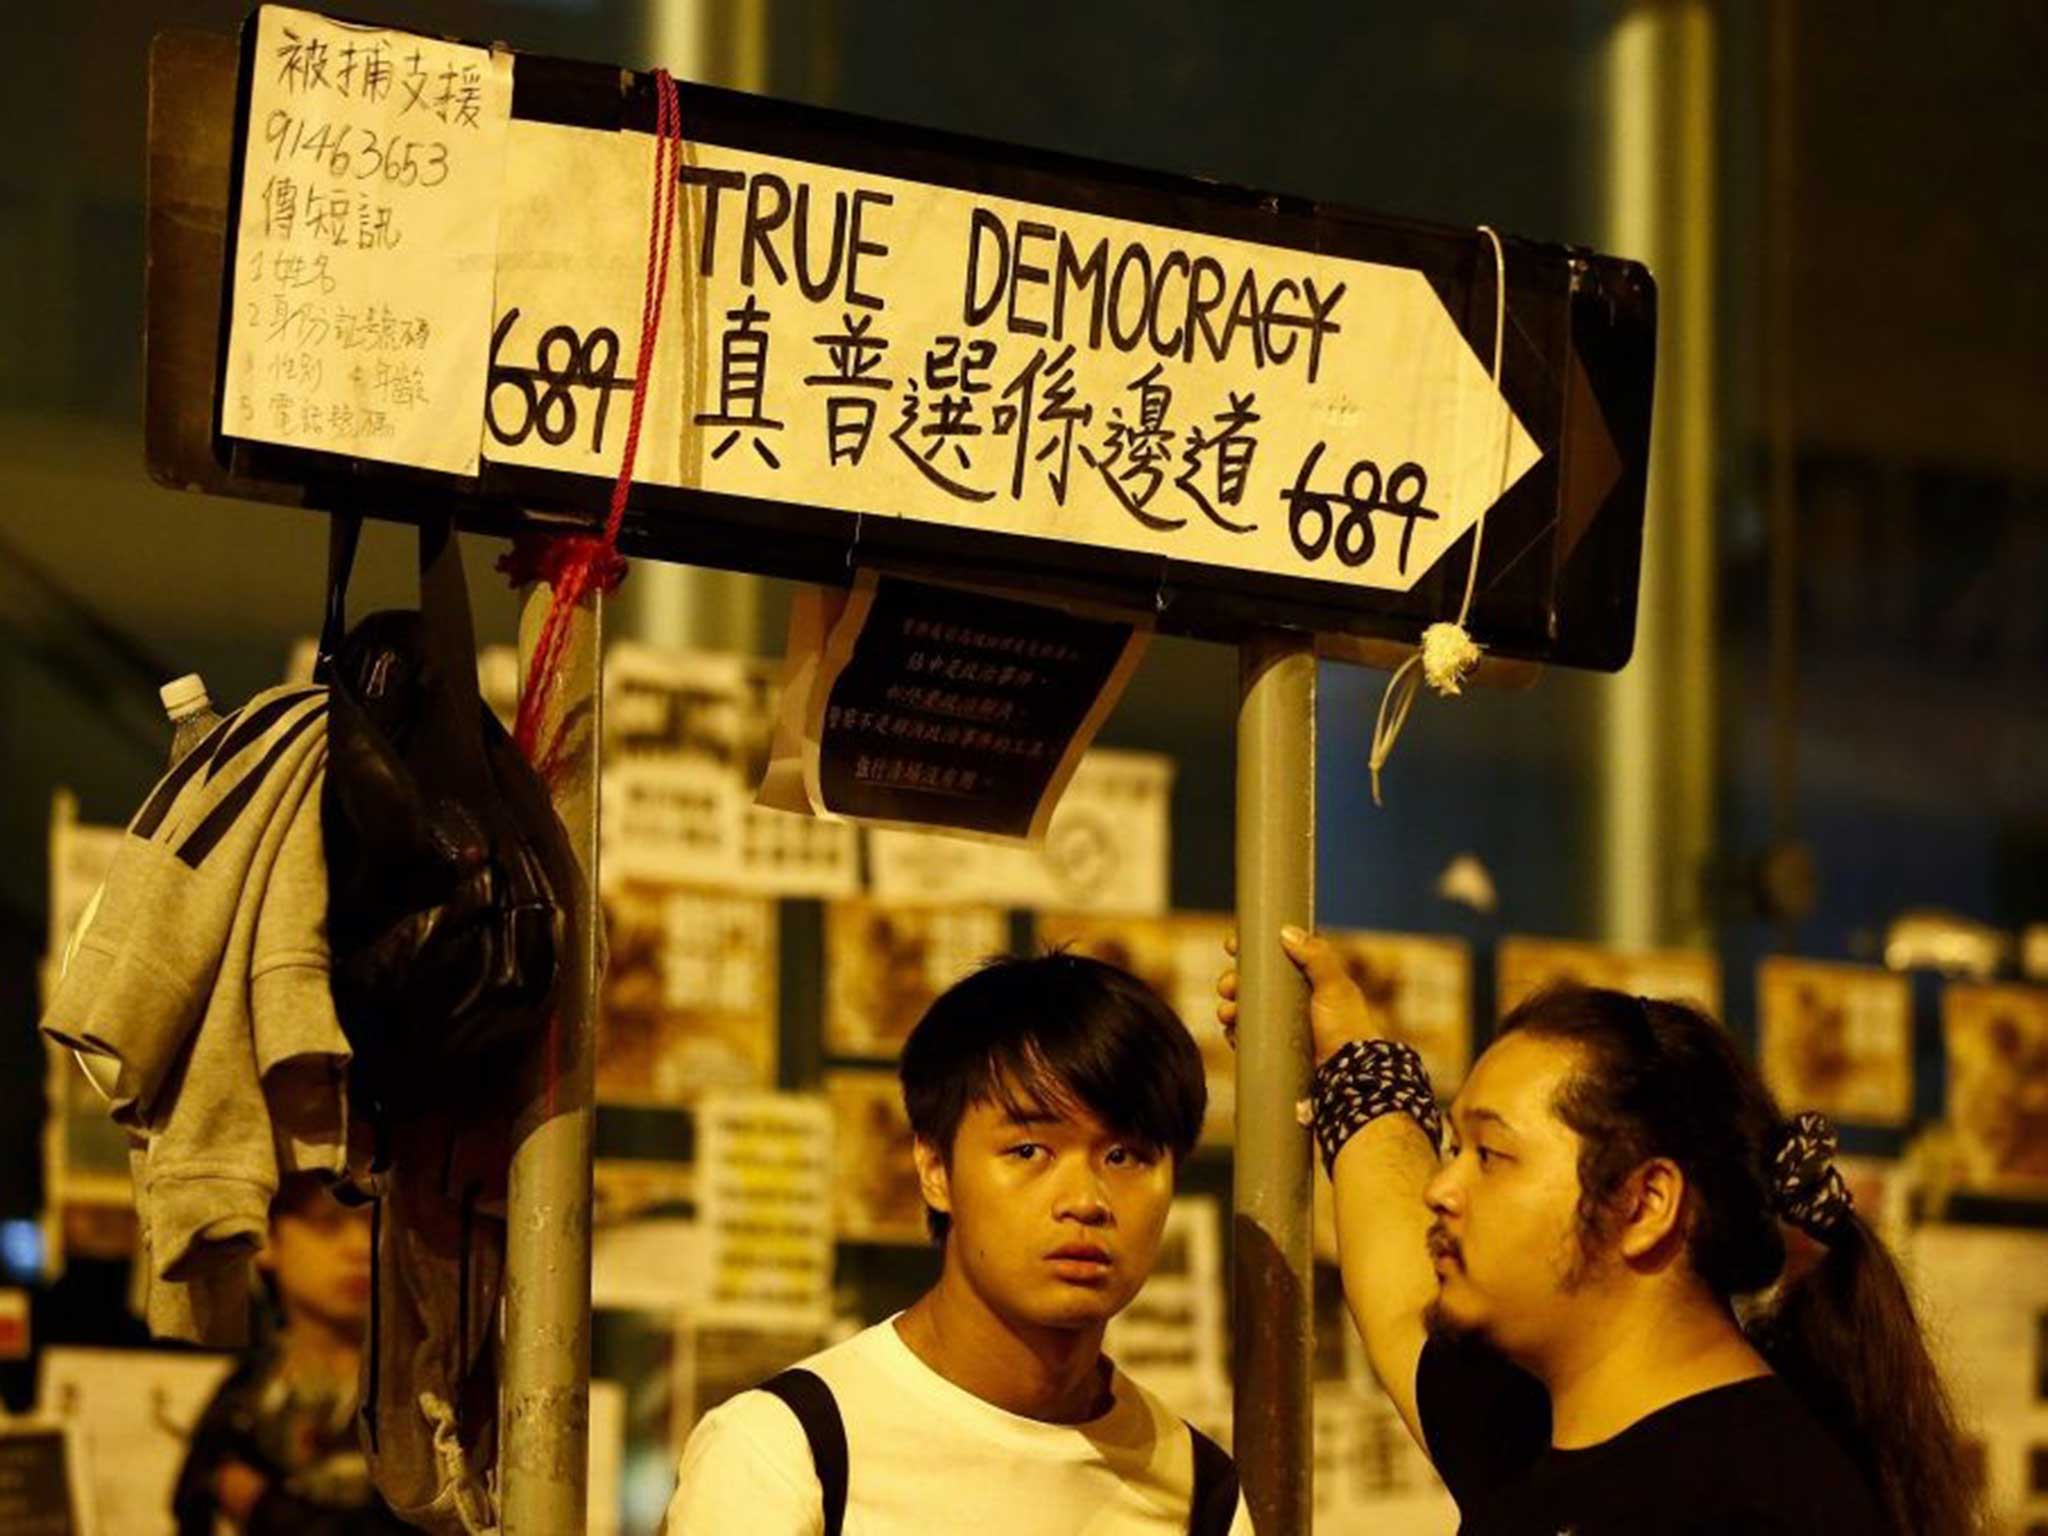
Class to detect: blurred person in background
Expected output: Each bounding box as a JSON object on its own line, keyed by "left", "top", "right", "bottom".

{"left": 173, "top": 1172, "right": 404, "bottom": 1535}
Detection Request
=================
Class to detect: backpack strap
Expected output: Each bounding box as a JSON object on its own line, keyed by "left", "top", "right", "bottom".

{"left": 412, "top": 510, "right": 494, "bottom": 802}
{"left": 1186, "top": 1423, "right": 1240, "bottom": 1536}
{"left": 757, "top": 1368, "right": 847, "bottom": 1536}
{"left": 314, "top": 508, "right": 363, "bottom": 684}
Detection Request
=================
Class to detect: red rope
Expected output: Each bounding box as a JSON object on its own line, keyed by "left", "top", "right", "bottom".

{"left": 507, "top": 69, "right": 684, "bottom": 778}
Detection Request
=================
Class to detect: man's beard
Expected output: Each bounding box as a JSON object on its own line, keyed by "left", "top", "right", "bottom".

{"left": 1422, "top": 1295, "right": 1480, "bottom": 1343}
{"left": 1423, "top": 1223, "right": 1482, "bottom": 1344}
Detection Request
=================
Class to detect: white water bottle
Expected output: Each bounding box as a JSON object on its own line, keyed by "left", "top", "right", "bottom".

{"left": 161, "top": 673, "right": 224, "bottom": 765}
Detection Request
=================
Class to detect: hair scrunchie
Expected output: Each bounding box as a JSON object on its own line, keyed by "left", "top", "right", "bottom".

{"left": 1771, "top": 1110, "right": 1855, "bottom": 1241}
{"left": 1311, "top": 1039, "right": 1443, "bottom": 1179}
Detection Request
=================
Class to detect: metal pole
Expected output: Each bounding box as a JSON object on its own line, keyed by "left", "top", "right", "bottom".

{"left": 1596, "top": 0, "right": 1717, "bottom": 949}
{"left": 501, "top": 584, "right": 603, "bottom": 1535}
{"left": 1232, "top": 628, "right": 1316, "bottom": 1533}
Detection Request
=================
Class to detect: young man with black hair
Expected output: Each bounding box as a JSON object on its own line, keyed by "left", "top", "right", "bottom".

{"left": 664, "top": 953, "right": 1251, "bottom": 1534}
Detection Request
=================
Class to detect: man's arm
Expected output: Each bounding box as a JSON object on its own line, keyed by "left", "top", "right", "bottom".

{"left": 1328, "top": 1109, "right": 1439, "bottom": 1452}
{"left": 1222, "top": 929, "right": 1441, "bottom": 1453}
{"left": 660, "top": 1394, "right": 824, "bottom": 1536}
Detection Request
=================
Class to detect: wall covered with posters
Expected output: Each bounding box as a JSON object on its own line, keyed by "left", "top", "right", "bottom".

{"left": 23, "top": 635, "right": 2048, "bottom": 1535}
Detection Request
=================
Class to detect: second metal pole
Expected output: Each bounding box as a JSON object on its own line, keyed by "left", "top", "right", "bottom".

{"left": 502, "top": 585, "right": 603, "bottom": 1535}
{"left": 1232, "top": 628, "right": 1317, "bottom": 1533}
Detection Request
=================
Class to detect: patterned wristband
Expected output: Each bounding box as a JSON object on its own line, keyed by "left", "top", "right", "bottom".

{"left": 1312, "top": 1039, "right": 1443, "bottom": 1179}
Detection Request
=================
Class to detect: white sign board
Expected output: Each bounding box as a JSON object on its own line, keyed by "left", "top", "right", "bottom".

{"left": 484, "top": 125, "right": 1539, "bottom": 592}
{"left": 220, "top": 14, "right": 1544, "bottom": 596}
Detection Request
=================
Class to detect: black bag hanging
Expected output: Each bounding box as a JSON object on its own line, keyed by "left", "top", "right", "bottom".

{"left": 316, "top": 509, "right": 579, "bottom": 1122}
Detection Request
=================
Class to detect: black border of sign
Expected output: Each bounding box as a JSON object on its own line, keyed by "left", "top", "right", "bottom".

{"left": 213, "top": 8, "right": 1654, "bottom": 669}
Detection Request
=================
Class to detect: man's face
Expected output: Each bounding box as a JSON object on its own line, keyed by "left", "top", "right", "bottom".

{"left": 262, "top": 1196, "right": 373, "bottom": 1335}
{"left": 918, "top": 1081, "right": 1175, "bottom": 1334}
{"left": 1422, "top": 1032, "right": 1603, "bottom": 1362}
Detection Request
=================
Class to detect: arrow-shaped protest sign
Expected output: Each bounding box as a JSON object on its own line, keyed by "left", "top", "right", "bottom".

{"left": 183, "top": 4, "right": 1652, "bottom": 669}
{"left": 477, "top": 121, "right": 1543, "bottom": 598}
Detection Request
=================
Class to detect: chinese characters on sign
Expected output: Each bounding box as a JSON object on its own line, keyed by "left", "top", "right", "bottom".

{"left": 223, "top": 5, "right": 513, "bottom": 473}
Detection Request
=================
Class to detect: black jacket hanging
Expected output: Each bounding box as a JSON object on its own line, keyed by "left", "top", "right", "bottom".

{"left": 317, "top": 508, "right": 578, "bottom": 1122}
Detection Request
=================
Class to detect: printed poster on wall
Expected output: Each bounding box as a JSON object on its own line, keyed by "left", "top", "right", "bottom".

{"left": 823, "top": 1070, "right": 929, "bottom": 1244}
{"left": 866, "top": 748, "right": 1174, "bottom": 915}
{"left": 1757, "top": 958, "right": 1913, "bottom": 1126}
{"left": 595, "top": 883, "right": 776, "bottom": 1106}
{"left": 823, "top": 900, "right": 1010, "bottom": 1058}
{"left": 602, "top": 642, "right": 859, "bottom": 899}
{"left": 696, "top": 1093, "right": 834, "bottom": 1331}
{"left": 1496, "top": 937, "right": 1722, "bottom": 1019}
{"left": 1943, "top": 983, "right": 2048, "bottom": 1194}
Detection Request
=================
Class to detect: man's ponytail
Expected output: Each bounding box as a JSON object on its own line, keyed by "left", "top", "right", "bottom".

{"left": 1751, "top": 1215, "right": 1981, "bottom": 1536}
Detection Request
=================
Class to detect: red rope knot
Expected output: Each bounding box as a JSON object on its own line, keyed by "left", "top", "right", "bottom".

{"left": 496, "top": 532, "right": 630, "bottom": 603}
{"left": 508, "top": 68, "right": 683, "bottom": 771}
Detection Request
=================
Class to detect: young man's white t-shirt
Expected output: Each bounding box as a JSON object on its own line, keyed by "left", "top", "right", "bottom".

{"left": 662, "top": 1316, "right": 1254, "bottom": 1534}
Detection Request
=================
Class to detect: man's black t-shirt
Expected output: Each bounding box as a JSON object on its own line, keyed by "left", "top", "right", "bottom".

{"left": 1415, "top": 1336, "right": 1889, "bottom": 1535}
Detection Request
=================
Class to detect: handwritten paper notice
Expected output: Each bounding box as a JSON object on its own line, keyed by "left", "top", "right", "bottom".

{"left": 221, "top": 5, "right": 512, "bottom": 474}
